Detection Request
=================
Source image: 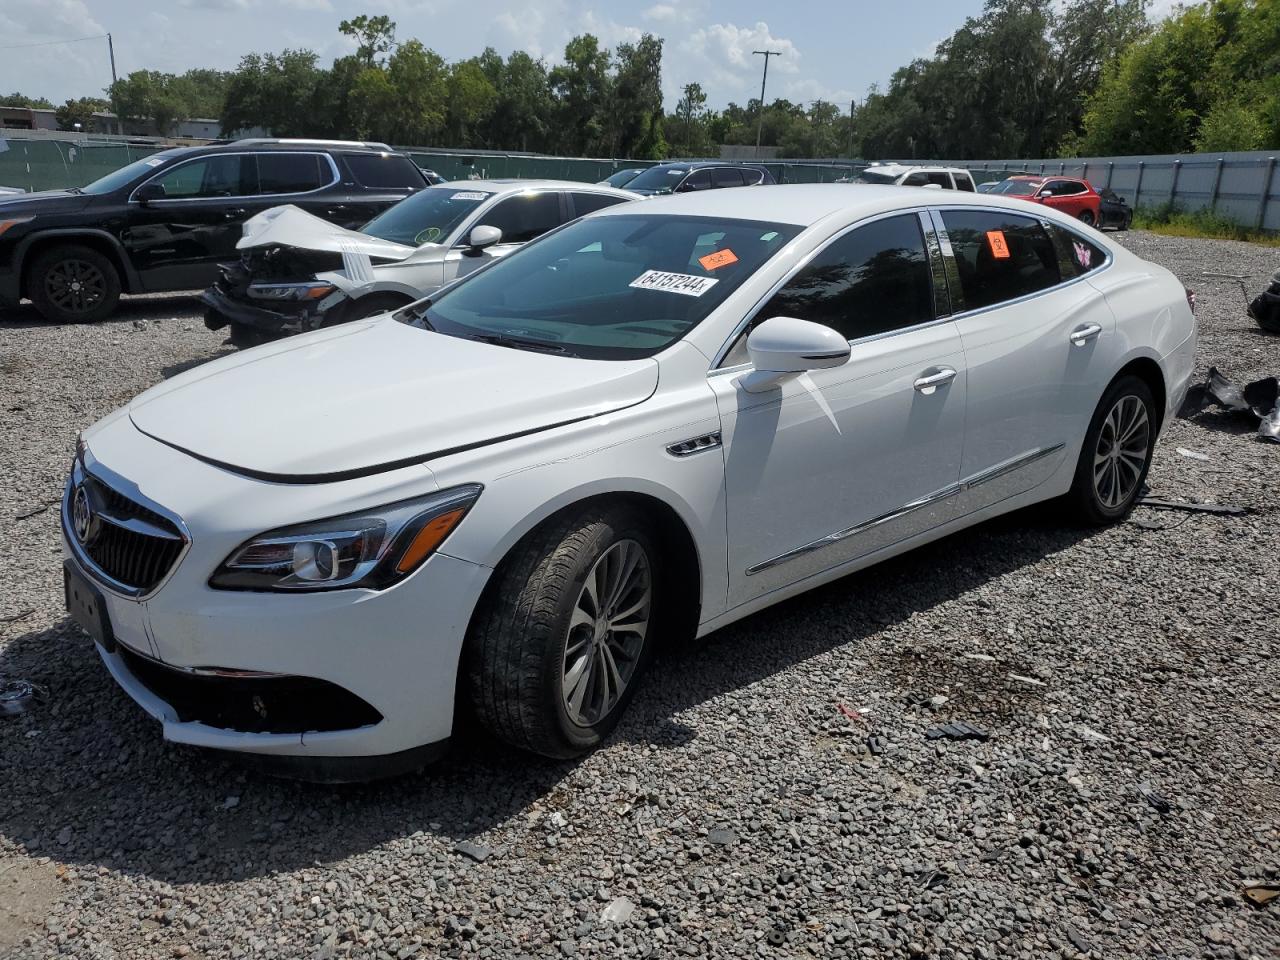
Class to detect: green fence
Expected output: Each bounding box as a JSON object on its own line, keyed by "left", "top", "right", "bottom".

{"left": 0, "top": 138, "right": 161, "bottom": 192}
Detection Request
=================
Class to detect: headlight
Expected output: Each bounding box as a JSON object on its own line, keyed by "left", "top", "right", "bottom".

{"left": 0, "top": 217, "right": 34, "bottom": 238}
{"left": 247, "top": 282, "right": 336, "bottom": 302}
{"left": 210, "top": 484, "right": 481, "bottom": 592}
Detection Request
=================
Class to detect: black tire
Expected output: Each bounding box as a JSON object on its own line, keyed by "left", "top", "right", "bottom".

{"left": 1065, "top": 374, "right": 1157, "bottom": 525}
{"left": 27, "top": 243, "right": 121, "bottom": 323}
{"left": 464, "top": 505, "right": 659, "bottom": 759}
{"left": 323, "top": 293, "right": 413, "bottom": 327}
{"left": 203, "top": 306, "right": 230, "bottom": 331}
{"left": 1078, "top": 209, "right": 1096, "bottom": 227}
{"left": 1121, "top": 212, "right": 1132, "bottom": 231}
{"left": 226, "top": 321, "right": 269, "bottom": 349}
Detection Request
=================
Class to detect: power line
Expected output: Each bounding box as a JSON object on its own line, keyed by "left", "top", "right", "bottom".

{"left": 0, "top": 33, "right": 109, "bottom": 52}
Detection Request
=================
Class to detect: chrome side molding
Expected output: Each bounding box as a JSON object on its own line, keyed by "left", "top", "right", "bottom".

{"left": 745, "top": 443, "right": 1065, "bottom": 576}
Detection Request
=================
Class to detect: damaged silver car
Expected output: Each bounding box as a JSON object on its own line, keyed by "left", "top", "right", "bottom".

{"left": 201, "top": 180, "right": 638, "bottom": 346}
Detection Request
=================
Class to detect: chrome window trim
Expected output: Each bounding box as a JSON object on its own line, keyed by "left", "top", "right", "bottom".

{"left": 62, "top": 456, "right": 192, "bottom": 601}
{"left": 928, "top": 205, "right": 1114, "bottom": 323}
{"left": 745, "top": 443, "right": 1064, "bottom": 575}
{"left": 709, "top": 206, "right": 945, "bottom": 370}
{"left": 127, "top": 151, "right": 341, "bottom": 204}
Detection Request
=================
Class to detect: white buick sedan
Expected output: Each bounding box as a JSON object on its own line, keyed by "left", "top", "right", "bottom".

{"left": 63, "top": 185, "right": 1196, "bottom": 778}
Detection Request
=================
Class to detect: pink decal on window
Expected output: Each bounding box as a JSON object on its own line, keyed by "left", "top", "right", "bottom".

{"left": 1073, "top": 240, "right": 1092, "bottom": 268}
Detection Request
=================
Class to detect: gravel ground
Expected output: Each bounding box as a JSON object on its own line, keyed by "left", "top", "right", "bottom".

{"left": 1, "top": 234, "right": 1278, "bottom": 960}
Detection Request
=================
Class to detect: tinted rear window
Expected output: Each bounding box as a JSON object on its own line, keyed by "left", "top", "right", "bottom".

{"left": 257, "top": 153, "right": 329, "bottom": 194}
{"left": 941, "top": 210, "right": 1061, "bottom": 311}
{"left": 343, "top": 153, "right": 426, "bottom": 189}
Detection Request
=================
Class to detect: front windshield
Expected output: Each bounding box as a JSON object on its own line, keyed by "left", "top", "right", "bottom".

{"left": 413, "top": 214, "right": 801, "bottom": 360}
{"left": 623, "top": 166, "right": 687, "bottom": 193}
{"left": 360, "top": 187, "right": 493, "bottom": 246}
{"left": 856, "top": 169, "right": 900, "bottom": 185}
{"left": 992, "top": 179, "right": 1039, "bottom": 196}
{"left": 80, "top": 152, "right": 184, "bottom": 195}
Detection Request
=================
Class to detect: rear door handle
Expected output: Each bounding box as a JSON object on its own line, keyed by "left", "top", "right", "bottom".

{"left": 1070, "top": 322, "right": 1103, "bottom": 346}
{"left": 223, "top": 208, "right": 247, "bottom": 220}
{"left": 913, "top": 367, "right": 957, "bottom": 395}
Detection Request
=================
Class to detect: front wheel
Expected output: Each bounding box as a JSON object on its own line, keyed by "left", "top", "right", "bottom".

{"left": 1066, "top": 375, "right": 1156, "bottom": 525}
{"left": 464, "top": 506, "right": 658, "bottom": 758}
{"left": 1078, "top": 209, "right": 1096, "bottom": 227}
{"left": 27, "top": 244, "right": 121, "bottom": 323}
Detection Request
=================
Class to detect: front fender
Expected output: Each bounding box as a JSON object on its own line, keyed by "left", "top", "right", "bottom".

{"left": 14, "top": 227, "right": 143, "bottom": 293}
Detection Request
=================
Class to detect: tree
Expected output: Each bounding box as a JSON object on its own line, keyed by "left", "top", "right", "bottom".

{"left": 1, "top": 92, "right": 53, "bottom": 109}
{"left": 55, "top": 97, "right": 109, "bottom": 132}
{"left": 339, "top": 15, "right": 396, "bottom": 67}
{"left": 606, "top": 35, "right": 665, "bottom": 157}
{"left": 386, "top": 40, "right": 448, "bottom": 145}
{"left": 109, "top": 70, "right": 188, "bottom": 135}
{"left": 673, "top": 83, "right": 710, "bottom": 156}
{"left": 549, "top": 35, "right": 611, "bottom": 155}
{"left": 445, "top": 59, "right": 498, "bottom": 146}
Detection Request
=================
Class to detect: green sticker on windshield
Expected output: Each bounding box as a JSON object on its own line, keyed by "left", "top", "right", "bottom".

{"left": 760, "top": 231, "right": 778, "bottom": 241}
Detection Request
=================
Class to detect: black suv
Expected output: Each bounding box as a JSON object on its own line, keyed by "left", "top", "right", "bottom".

{"left": 0, "top": 139, "right": 427, "bottom": 322}
{"left": 622, "top": 161, "right": 776, "bottom": 196}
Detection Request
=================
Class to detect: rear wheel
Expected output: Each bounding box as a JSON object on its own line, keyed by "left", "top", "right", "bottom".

{"left": 1066, "top": 375, "right": 1156, "bottom": 525}
{"left": 28, "top": 244, "right": 121, "bottom": 323}
{"left": 464, "top": 505, "right": 658, "bottom": 758}
{"left": 1077, "top": 209, "right": 1096, "bottom": 227}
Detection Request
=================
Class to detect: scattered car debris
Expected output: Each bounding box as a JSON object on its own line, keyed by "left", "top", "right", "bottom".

{"left": 451, "top": 840, "right": 493, "bottom": 863}
{"left": 1243, "top": 883, "right": 1280, "bottom": 907}
{"left": 1008, "top": 673, "right": 1045, "bottom": 687}
{"left": 1076, "top": 724, "right": 1112, "bottom": 743}
{"left": 1180, "top": 366, "right": 1280, "bottom": 442}
{"left": 14, "top": 498, "right": 59, "bottom": 521}
{"left": 765, "top": 925, "right": 788, "bottom": 946}
{"left": 837, "top": 702, "right": 870, "bottom": 723}
{"left": 925, "top": 721, "right": 990, "bottom": 742}
{"left": 1248, "top": 269, "right": 1280, "bottom": 334}
{"left": 979, "top": 847, "right": 1004, "bottom": 863}
{"left": 866, "top": 735, "right": 885, "bottom": 756}
{"left": 1137, "top": 496, "right": 1247, "bottom": 517}
{"left": 1138, "top": 783, "right": 1172, "bottom": 814}
{"left": 0, "top": 678, "right": 40, "bottom": 717}
{"left": 919, "top": 869, "right": 949, "bottom": 890}
{"left": 0, "top": 608, "right": 34, "bottom": 624}
{"left": 963, "top": 653, "right": 997, "bottom": 662}
{"left": 601, "top": 896, "right": 635, "bottom": 924}
{"left": 1175, "top": 447, "right": 1211, "bottom": 461}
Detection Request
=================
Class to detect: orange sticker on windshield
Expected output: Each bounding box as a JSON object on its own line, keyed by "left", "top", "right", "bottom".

{"left": 699, "top": 249, "right": 739, "bottom": 271}
{"left": 986, "top": 230, "right": 1010, "bottom": 259}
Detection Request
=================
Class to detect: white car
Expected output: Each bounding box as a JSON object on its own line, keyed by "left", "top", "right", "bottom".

{"left": 201, "top": 180, "right": 637, "bottom": 345}
{"left": 854, "top": 163, "right": 978, "bottom": 191}
{"left": 63, "top": 185, "right": 1196, "bottom": 778}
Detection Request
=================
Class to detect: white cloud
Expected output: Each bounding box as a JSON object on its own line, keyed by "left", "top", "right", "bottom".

{"left": 177, "top": 0, "right": 251, "bottom": 9}
{"left": 0, "top": 0, "right": 105, "bottom": 37}
{"left": 643, "top": 4, "right": 679, "bottom": 21}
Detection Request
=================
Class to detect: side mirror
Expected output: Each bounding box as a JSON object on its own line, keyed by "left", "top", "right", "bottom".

{"left": 466, "top": 224, "right": 502, "bottom": 253}
{"left": 135, "top": 182, "right": 166, "bottom": 203}
{"left": 739, "top": 316, "right": 851, "bottom": 393}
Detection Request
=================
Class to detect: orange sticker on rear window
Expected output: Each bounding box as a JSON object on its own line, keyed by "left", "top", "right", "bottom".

{"left": 986, "top": 230, "right": 1010, "bottom": 259}
{"left": 699, "top": 249, "right": 739, "bottom": 271}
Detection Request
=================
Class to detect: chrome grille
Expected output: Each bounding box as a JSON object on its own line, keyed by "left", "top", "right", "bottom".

{"left": 65, "top": 466, "right": 187, "bottom": 595}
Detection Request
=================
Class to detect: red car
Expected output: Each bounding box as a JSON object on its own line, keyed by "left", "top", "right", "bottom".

{"left": 991, "top": 175, "right": 1103, "bottom": 226}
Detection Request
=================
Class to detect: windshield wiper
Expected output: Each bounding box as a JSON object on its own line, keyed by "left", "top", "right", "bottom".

{"left": 467, "top": 333, "right": 568, "bottom": 355}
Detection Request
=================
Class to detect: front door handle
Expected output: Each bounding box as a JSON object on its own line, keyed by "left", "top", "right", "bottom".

{"left": 1070, "top": 322, "right": 1103, "bottom": 346}
{"left": 223, "top": 208, "right": 247, "bottom": 220}
{"left": 913, "top": 367, "right": 958, "bottom": 395}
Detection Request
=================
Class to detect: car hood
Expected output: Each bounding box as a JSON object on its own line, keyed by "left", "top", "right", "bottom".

{"left": 238, "top": 204, "right": 420, "bottom": 261}
{"left": 126, "top": 318, "right": 659, "bottom": 481}
{"left": 0, "top": 189, "right": 91, "bottom": 213}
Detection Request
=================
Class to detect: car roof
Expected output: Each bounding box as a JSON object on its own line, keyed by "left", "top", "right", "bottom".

{"left": 647, "top": 161, "right": 770, "bottom": 171}
{"left": 435, "top": 179, "right": 637, "bottom": 197}
{"left": 864, "top": 163, "right": 971, "bottom": 176}
{"left": 589, "top": 182, "right": 1089, "bottom": 228}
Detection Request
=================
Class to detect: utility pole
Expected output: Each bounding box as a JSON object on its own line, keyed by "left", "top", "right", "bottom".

{"left": 848, "top": 97, "right": 856, "bottom": 160}
{"left": 107, "top": 33, "right": 120, "bottom": 136}
{"left": 752, "top": 50, "right": 780, "bottom": 158}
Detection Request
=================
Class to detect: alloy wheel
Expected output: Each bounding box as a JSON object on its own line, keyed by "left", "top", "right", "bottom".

{"left": 560, "top": 538, "right": 652, "bottom": 727}
{"left": 45, "top": 259, "right": 107, "bottom": 314}
{"left": 1093, "top": 394, "right": 1149, "bottom": 509}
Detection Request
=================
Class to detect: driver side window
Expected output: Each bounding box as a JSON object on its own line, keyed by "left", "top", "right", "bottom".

{"left": 146, "top": 155, "right": 251, "bottom": 199}
{"left": 475, "top": 192, "right": 563, "bottom": 244}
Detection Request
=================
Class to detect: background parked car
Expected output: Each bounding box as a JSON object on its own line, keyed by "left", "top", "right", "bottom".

{"left": 202, "top": 180, "right": 637, "bottom": 345}
{"left": 989, "top": 175, "right": 1103, "bottom": 226}
{"left": 416, "top": 166, "right": 447, "bottom": 185}
{"left": 598, "top": 168, "right": 647, "bottom": 188}
{"left": 622, "top": 161, "right": 775, "bottom": 196}
{"left": 854, "top": 163, "right": 977, "bottom": 191}
{"left": 0, "top": 139, "right": 427, "bottom": 323}
{"left": 1098, "top": 187, "right": 1133, "bottom": 230}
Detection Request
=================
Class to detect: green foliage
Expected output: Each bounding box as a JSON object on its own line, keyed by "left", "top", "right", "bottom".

{"left": 1081, "top": 0, "right": 1280, "bottom": 154}
{"left": 0, "top": 92, "right": 54, "bottom": 109}
{"left": 54, "top": 97, "right": 109, "bottom": 132}
{"left": 1132, "top": 202, "right": 1280, "bottom": 245}
{"left": 109, "top": 68, "right": 231, "bottom": 134}
{"left": 339, "top": 15, "right": 397, "bottom": 67}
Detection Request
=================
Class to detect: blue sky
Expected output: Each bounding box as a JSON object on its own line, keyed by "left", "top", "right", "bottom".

{"left": 1, "top": 0, "right": 1179, "bottom": 115}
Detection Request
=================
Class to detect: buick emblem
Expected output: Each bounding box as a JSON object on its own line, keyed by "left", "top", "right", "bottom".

{"left": 72, "top": 484, "right": 97, "bottom": 545}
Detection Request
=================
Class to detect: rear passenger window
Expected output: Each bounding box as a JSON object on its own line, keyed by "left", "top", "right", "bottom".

{"left": 570, "top": 192, "right": 630, "bottom": 217}
{"left": 1046, "top": 223, "right": 1107, "bottom": 277}
{"left": 343, "top": 153, "right": 424, "bottom": 189}
{"left": 926, "top": 172, "right": 951, "bottom": 188}
{"left": 257, "top": 153, "right": 328, "bottom": 194}
{"left": 682, "top": 169, "right": 713, "bottom": 191}
{"left": 734, "top": 214, "right": 933, "bottom": 356}
{"left": 940, "top": 210, "right": 1060, "bottom": 311}
{"left": 476, "top": 192, "right": 562, "bottom": 244}
{"left": 952, "top": 173, "right": 975, "bottom": 192}
{"left": 902, "top": 173, "right": 929, "bottom": 186}
{"left": 713, "top": 167, "right": 745, "bottom": 187}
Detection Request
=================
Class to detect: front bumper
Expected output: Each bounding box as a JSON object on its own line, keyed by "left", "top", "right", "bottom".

{"left": 63, "top": 422, "right": 493, "bottom": 764}
{"left": 199, "top": 284, "right": 323, "bottom": 334}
